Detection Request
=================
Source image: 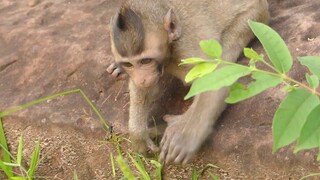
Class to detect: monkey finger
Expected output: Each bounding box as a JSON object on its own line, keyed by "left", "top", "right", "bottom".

{"left": 163, "top": 114, "right": 178, "bottom": 125}
{"left": 107, "top": 63, "right": 117, "bottom": 73}
{"left": 159, "top": 139, "right": 170, "bottom": 163}
{"left": 164, "top": 137, "right": 178, "bottom": 164}
{"left": 174, "top": 151, "right": 187, "bottom": 164}
{"left": 111, "top": 68, "right": 122, "bottom": 77}
{"left": 166, "top": 146, "right": 180, "bottom": 163}
{"left": 145, "top": 137, "right": 159, "bottom": 152}
{"left": 159, "top": 148, "right": 167, "bottom": 164}
{"left": 160, "top": 133, "right": 167, "bottom": 147}
{"left": 182, "top": 153, "right": 194, "bottom": 165}
{"left": 117, "top": 73, "right": 128, "bottom": 80}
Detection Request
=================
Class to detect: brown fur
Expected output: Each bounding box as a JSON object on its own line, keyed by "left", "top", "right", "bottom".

{"left": 111, "top": 7, "right": 145, "bottom": 57}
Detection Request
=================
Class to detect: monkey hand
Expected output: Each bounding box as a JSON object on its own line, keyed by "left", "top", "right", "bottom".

{"left": 131, "top": 131, "right": 160, "bottom": 155}
{"left": 107, "top": 62, "right": 127, "bottom": 79}
{"left": 159, "top": 114, "right": 211, "bottom": 164}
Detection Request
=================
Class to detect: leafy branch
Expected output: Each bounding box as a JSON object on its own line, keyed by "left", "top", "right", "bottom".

{"left": 182, "top": 20, "right": 320, "bottom": 157}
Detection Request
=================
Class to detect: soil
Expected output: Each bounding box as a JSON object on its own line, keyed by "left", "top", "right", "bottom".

{"left": 0, "top": 0, "right": 320, "bottom": 179}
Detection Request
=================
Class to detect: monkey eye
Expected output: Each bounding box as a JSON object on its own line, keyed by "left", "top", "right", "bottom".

{"left": 121, "top": 62, "right": 133, "bottom": 68}
{"left": 140, "top": 58, "right": 153, "bottom": 65}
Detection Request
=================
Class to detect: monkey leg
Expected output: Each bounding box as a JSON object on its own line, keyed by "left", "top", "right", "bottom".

{"left": 128, "top": 81, "right": 160, "bottom": 154}
{"left": 160, "top": 88, "right": 228, "bottom": 164}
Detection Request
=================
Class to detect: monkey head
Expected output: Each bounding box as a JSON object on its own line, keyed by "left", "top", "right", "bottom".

{"left": 110, "top": 6, "right": 181, "bottom": 88}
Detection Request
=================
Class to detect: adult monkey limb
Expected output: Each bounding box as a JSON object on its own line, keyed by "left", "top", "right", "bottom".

{"left": 108, "top": 0, "right": 270, "bottom": 164}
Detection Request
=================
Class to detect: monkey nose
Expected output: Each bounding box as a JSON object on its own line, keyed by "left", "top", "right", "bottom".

{"left": 137, "top": 79, "right": 148, "bottom": 88}
{"left": 140, "top": 79, "right": 146, "bottom": 85}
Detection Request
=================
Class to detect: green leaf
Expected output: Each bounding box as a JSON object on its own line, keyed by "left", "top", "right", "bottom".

{"left": 226, "top": 72, "right": 282, "bottom": 103}
{"left": 295, "top": 104, "right": 320, "bottom": 152}
{"left": 306, "top": 74, "right": 319, "bottom": 89}
{"left": 298, "top": 56, "right": 320, "bottom": 78}
{"left": 185, "top": 63, "right": 218, "bottom": 83}
{"left": 180, "top": 58, "right": 207, "bottom": 65}
{"left": 248, "top": 20, "right": 293, "bottom": 73}
{"left": 294, "top": 105, "right": 320, "bottom": 153}
{"left": 27, "top": 141, "right": 40, "bottom": 179}
{"left": 244, "top": 48, "right": 263, "bottom": 60}
{"left": 272, "top": 89, "right": 320, "bottom": 153}
{"left": 116, "top": 156, "right": 136, "bottom": 180}
{"left": 185, "top": 65, "right": 251, "bottom": 100}
{"left": 199, "top": 39, "right": 222, "bottom": 59}
{"left": 17, "top": 134, "right": 23, "bottom": 166}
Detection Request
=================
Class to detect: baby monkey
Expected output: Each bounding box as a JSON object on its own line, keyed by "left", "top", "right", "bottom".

{"left": 108, "top": 0, "right": 269, "bottom": 164}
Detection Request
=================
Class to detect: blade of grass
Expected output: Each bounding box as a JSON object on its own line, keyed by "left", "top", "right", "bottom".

{"left": 73, "top": 170, "right": 79, "bottom": 180}
{"left": 110, "top": 152, "right": 116, "bottom": 178}
{"left": 116, "top": 155, "right": 136, "bottom": 180}
{"left": 192, "top": 166, "right": 199, "bottom": 180}
{"left": 0, "top": 89, "right": 110, "bottom": 130}
{"left": 78, "top": 89, "right": 110, "bottom": 130}
{"left": 0, "top": 89, "right": 79, "bottom": 117}
{"left": 27, "top": 141, "right": 40, "bottom": 179}
{"left": 208, "top": 172, "right": 219, "bottom": 180}
{"left": 2, "top": 162, "right": 20, "bottom": 167}
{"left": 9, "top": 177, "right": 27, "bottom": 180}
{"left": 116, "top": 144, "right": 122, "bottom": 158}
{"left": 135, "top": 154, "right": 148, "bottom": 170}
{"left": 150, "top": 160, "right": 162, "bottom": 180}
{"left": 0, "top": 143, "right": 15, "bottom": 160}
{"left": 200, "top": 164, "right": 219, "bottom": 175}
{"left": 299, "top": 173, "right": 320, "bottom": 180}
{"left": 0, "top": 159, "right": 13, "bottom": 177}
{"left": 17, "top": 134, "right": 23, "bottom": 165}
{"left": 128, "top": 153, "right": 150, "bottom": 180}
{"left": 0, "top": 117, "right": 13, "bottom": 177}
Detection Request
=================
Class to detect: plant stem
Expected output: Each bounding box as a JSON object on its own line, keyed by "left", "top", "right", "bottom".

{"left": 215, "top": 59, "right": 320, "bottom": 96}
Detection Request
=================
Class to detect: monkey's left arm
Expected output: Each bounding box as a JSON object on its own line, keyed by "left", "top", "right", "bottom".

{"left": 160, "top": 88, "right": 228, "bottom": 164}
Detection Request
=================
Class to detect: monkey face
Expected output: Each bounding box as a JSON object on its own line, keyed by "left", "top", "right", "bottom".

{"left": 121, "top": 58, "right": 163, "bottom": 88}
{"left": 111, "top": 31, "right": 169, "bottom": 88}
{"left": 109, "top": 6, "right": 182, "bottom": 88}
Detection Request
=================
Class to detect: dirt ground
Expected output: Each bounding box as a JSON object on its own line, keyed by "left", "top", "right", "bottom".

{"left": 0, "top": 0, "right": 320, "bottom": 179}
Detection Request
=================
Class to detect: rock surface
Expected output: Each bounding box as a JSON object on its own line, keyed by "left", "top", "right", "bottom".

{"left": 0, "top": 0, "right": 319, "bottom": 179}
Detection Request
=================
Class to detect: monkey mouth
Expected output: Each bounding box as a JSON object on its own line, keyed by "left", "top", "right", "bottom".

{"left": 133, "top": 77, "right": 159, "bottom": 89}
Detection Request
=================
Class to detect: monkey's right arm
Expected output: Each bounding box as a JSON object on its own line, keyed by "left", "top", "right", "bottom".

{"left": 128, "top": 80, "right": 159, "bottom": 154}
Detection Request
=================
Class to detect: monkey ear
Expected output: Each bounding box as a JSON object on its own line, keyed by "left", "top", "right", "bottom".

{"left": 164, "top": 9, "right": 181, "bottom": 43}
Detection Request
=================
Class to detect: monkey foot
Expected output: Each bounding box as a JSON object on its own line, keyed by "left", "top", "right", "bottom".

{"left": 159, "top": 114, "right": 211, "bottom": 164}
{"left": 131, "top": 132, "right": 160, "bottom": 155}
